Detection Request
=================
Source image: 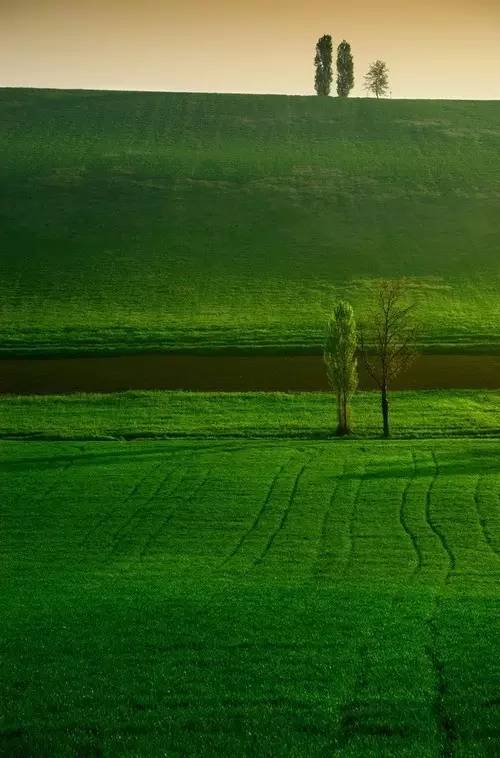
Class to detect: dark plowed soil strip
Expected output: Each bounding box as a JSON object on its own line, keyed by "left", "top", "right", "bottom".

{"left": 2, "top": 353, "right": 500, "bottom": 394}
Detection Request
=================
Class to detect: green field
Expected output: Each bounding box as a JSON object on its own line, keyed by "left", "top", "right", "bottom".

{"left": 2, "top": 389, "right": 500, "bottom": 440}
{"left": 2, "top": 435, "right": 499, "bottom": 755}
{"left": 2, "top": 84, "right": 500, "bottom": 755}
{"left": 1, "top": 89, "right": 500, "bottom": 355}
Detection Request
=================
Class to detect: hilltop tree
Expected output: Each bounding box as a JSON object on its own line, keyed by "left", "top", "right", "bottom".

{"left": 364, "top": 60, "right": 390, "bottom": 98}
{"left": 336, "top": 41, "right": 354, "bottom": 97}
{"left": 359, "top": 280, "right": 418, "bottom": 438}
{"left": 314, "top": 35, "right": 333, "bottom": 96}
{"left": 324, "top": 301, "right": 358, "bottom": 436}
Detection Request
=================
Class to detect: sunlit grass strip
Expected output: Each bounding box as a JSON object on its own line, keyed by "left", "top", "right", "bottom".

{"left": 1, "top": 390, "right": 500, "bottom": 440}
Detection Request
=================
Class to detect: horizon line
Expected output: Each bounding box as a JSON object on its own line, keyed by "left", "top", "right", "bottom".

{"left": 2, "top": 85, "right": 500, "bottom": 103}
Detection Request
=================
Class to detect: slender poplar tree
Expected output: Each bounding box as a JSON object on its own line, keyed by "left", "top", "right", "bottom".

{"left": 314, "top": 35, "right": 333, "bottom": 96}
{"left": 336, "top": 41, "right": 354, "bottom": 97}
{"left": 324, "top": 301, "right": 358, "bottom": 436}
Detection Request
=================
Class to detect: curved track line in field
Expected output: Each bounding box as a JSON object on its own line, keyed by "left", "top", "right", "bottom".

{"left": 425, "top": 451, "right": 455, "bottom": 582}
{"left": 78, "top": 446, "right": 258, "bottom": 560}
{"left": 426, "top": 602, "right": 457, "bottom": 758}
{"left": 9, "top": 452, "right": 76, "bottom": 531}
{"left": 253, "top": 458, "right": 310, "bottom": 567}
{"left": 219, "top": 454, "right": 295, "bottom": 568}
{"left": 79, "top": 463, "right": 162, "bottom": 548}
{"left": 31, "top": 448, "right": 77, "bottom": 498}
{"left": 344, "top": 467, "right": 365, "bottom": 576}
{"left": 3, "top": 446, "right": 74, "bottom": 516}
{"left": 38, "top": 457, "right": 75, "bottom": 500}
{"left": 399, "top": 450, "right": 422, "bottom": 577}
{"left": 473, "top": 476, "right": 500, "bottom": 561}
{"left": 108, "top": 465, "right": 181, "bottom": 559}
{"left": 313, "top": 461, "right": 346, "bottom": 579}
{"left": 80, "top": 448, "right": 205, "bottom": 552}
{"left": 336, "top": 638, "right": 372, "bottom": 749}
{"left": 139, "top": 468, "right": 211, "bottom": 562}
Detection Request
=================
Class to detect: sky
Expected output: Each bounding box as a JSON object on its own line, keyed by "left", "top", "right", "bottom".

{"left": 1, "top": 0, "right": 500, "bottom": 99}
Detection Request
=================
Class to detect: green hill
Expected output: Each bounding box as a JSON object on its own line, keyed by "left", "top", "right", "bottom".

{"left": 1, "top": 88, "right": 500, "bottom": 355}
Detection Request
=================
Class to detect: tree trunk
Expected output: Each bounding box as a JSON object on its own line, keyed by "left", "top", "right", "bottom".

{"left": 344, "top": 394, "right": 350, "bottom": 434}
{"left": 381, "top": 386, "right": 390, "bottom": 438}
{"left": 336, "top": 390, "right": 350, "bottom": 436}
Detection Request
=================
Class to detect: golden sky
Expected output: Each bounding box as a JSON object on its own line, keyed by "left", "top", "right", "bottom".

{"left": 2, "top": 0, "right": 500, "bottom": 99}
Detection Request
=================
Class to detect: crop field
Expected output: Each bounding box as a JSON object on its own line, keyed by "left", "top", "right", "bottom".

{"left": 2, "top": 436, "right": 499, "bottom": 756}
{"left": 1, "top": 89, "right": 500, "bottom": 355}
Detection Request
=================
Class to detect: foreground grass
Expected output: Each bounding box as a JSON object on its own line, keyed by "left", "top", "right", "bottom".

{"left": 1, "top": 90, "right": 500, "bottom": 355}
{"left": 1, "top": 438, "right": 499, "bottom": 755}
{"left": 2, "top": 390, "right": 500, "bottom": 439}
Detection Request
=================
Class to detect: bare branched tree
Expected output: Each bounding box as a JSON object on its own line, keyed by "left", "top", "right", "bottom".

{"left": 359, "top": 280, "right": 419, "bottom": 438}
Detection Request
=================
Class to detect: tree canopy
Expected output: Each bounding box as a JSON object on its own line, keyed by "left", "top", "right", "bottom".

{"left": 324, "top": 301, "right": 358, "bottom": 435}
{"left": 336, "top": 41, "right": 354, "bottom": 97}
{"left": 364, "top": 60, "right": 390, "bottom": 98}
{"left": 314, "top": 35, "right": 333, "bottom": 96}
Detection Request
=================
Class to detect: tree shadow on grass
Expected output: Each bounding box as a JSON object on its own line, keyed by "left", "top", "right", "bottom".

{"left": 0, "top": 439, "right": 293, "bottom": 473}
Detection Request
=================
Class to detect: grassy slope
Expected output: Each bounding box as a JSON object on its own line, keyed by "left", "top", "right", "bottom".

{"left": 1, "top": 89, "right": 500, "bottom": 355}
{"left": 2, "top": 389, "right": 500, "bottom": 439}
{"left": 2, "top": 438, "right": 499, "bottom": 755}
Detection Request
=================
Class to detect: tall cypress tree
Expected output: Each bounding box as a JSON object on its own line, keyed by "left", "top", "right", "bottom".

{"left": 337, "top": 41, "right": 354, "bottom": 97}
{"left": 314, "top": 35, "right": 333, "bottom": 96}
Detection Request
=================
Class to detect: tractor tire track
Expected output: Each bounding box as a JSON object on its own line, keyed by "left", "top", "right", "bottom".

{"left": 107, "top": 464, "right": 180, "bottom": 560}
{"left": 426, "top": 596, "right": 457, "bottom": 758}
{"left": 13, "top": 452, "right": 76, "bottom": 520}
{"left": 252, "top": 451, "right": 317, "bottom": 568}
{"left": 139, "top": 468, "right": 211, "bottom": 562}
{"left": 473, "top": 476, "right": 499, "bottom": 561}
{"left": 344, "top": 466, "right": 365, "bottom": 576}
{"left": 80, "top": 460, "right": 164, "bottom": 549}
{"left": 38, "top": 457, "right": 75, "bottom": 501}
{"left": 425, "top": 451, "right": 455, "bottom": 583}
{"left": 219, "top": 453, "right": 295, "bottom": 568}
{"left": 313, "top": 461, "right": 346, "bottom": 579}
{"left": 399, "top": 450, "right": 422, "bottom": 577}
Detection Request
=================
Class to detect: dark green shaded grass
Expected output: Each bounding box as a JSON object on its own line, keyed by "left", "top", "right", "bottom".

{"left": 2, "top": 389, "right": 500, "bottom": 440}
{"left": 1, "top": 90, "right": 500, "bottom": 355}
{"left": 1, "top": 439, "right": 499, "bottom": 755}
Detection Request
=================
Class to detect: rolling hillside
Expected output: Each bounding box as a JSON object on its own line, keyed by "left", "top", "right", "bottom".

{"left": 1, "top": 88, "right": 500, "bottom": 355}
